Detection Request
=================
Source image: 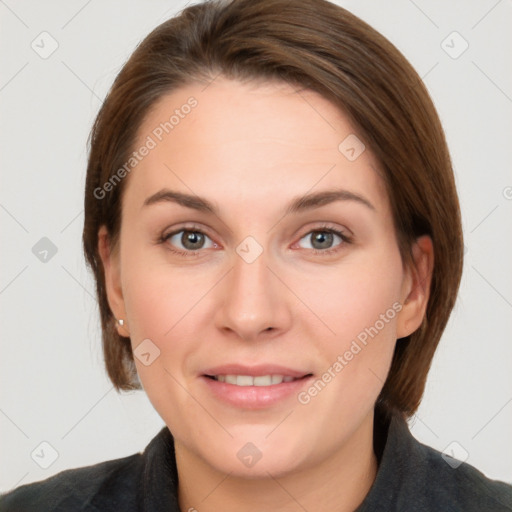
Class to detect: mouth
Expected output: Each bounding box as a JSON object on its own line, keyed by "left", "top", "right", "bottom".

{"left": 199, "top": 365, "right": 314, "bottom": 409}
{"left": 204, "top": 374, "right": 312, "bottom": 386}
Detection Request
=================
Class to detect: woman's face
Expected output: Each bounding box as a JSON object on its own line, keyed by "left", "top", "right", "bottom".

{"left": 100, "top": 77, "right": 430, "bottom": 478}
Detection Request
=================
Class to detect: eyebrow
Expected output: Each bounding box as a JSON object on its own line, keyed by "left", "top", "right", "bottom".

{"left": 142, "top": 187, "right": 375, "bottom": 215}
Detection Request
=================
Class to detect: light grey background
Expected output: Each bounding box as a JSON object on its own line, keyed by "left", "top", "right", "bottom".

{"left": 1, "top": 0, "right": 511, "bottom": 492}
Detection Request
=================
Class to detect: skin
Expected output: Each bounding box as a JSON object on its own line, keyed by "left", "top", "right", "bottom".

{"left": 98, "top": 77, "right": 433, "bottom": 512}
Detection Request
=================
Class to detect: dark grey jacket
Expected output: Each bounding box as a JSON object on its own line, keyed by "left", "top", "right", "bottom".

{"left": 1, "top": 408, "right": 511, "bottom": 511}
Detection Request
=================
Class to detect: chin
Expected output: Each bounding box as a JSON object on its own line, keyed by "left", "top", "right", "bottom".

{"left": 197, "top": 428, "right": 308, "bottom": 478}
{"left": 210, "top": 449, "right": 304, "bottom": 479}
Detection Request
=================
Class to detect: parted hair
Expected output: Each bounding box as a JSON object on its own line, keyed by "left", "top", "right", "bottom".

{"left": 82, "top": 0, "right": 464, "bottom": 418}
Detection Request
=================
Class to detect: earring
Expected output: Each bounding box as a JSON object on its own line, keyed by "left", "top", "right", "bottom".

{"left": 118, "top": 318, "right": 124, "bottom": 326}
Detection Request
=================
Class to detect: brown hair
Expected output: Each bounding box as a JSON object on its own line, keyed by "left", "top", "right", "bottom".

{"left": 82, "top": 0, "right": 463, "bottom": 418}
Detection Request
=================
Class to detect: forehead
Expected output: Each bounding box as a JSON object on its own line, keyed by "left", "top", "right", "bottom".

{"left": 126, "top": 77, "right": 389, "bottom": 217}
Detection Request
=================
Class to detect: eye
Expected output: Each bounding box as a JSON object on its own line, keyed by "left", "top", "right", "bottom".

{"left": 296, "top": 226, "right": 352, "bottom": 255}
{"left": 159, "top": 223, "right": 352, "bottom": 258}
{"left": 161, "top": 227, "right": 217, "bottom": 256}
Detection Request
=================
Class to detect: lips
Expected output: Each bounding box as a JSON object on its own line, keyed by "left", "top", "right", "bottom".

{"left": 200, "top": 364, "right": 313, "bottom": 408}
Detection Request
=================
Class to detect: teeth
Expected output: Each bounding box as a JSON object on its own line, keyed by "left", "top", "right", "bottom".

{"left": 213, "top": 374, "right": 300, "bottom": 386}
{"left": 254, "top": 376, "right": 273, "bottom": 386}
{"left": 237, "top": 375, "right": 254, "bottom": 386}
{"left": 225, "top": 375, "right": 237, "bottom": 385}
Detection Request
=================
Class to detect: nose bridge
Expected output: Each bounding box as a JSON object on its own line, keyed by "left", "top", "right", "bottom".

{"left": 216, "top": 236, "right": 289, "bottom": 339}
{"left": 230, "top": 240, "right": 275, "bottom": 312}
{"left": 230, "top": 232, "right": 272, "bottom": 288}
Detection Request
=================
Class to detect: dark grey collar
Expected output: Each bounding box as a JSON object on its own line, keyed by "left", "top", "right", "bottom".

{"left": 356, "top": 408, "right": 512, "bottom": 511}
{"left": 141, "top": 424, "right": 181, "bottom": 511}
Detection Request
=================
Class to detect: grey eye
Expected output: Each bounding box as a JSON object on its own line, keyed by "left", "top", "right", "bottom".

{"left": 167, "top": 230, "right": 214, "bottom": 251}
{"left": 298, "top": 230, "right": 343, "bottom": 251}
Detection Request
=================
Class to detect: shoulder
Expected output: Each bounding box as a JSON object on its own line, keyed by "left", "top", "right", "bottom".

{"left": 359, "top": 409, "right": 512, "bottom": 512}
{"left": 418, "top": 441, "right": 512, "bottom": 511}
{"left": 0, "top": 452, "right": 143, "bottom": 512}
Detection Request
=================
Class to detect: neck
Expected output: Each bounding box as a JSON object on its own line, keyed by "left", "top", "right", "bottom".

{"left": 175, "top": 410, "right": 379, "bottom": 512}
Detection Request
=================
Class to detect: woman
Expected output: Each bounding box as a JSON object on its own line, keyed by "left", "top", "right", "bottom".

{"left": 2, "top": 0, "right": 511, "bottom": 510}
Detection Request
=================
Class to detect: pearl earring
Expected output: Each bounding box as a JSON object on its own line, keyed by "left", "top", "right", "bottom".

{"left": 118, "top": 318, "right": 124, "bottom": 326}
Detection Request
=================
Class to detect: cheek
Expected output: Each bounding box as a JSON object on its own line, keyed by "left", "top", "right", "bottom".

{"left": 302, "top": 249, "right": 403, "bottom": 347}
{"left": 120, "top": 236, "right": 205, "bottom": 340}
{"left": 295, "top": 247, "right": 404, "bottom": 406}
{"left": 118, "top": 241, "right": 195, "bottom": 379}
{"left": 123, "top": 268, "right": 179, "bottom": 342}
{"left": 119, "top": 249, "right": 201, "bottom": 422}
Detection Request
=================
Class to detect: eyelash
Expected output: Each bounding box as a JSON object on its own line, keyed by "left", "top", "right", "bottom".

{"left": 158, "top": 223, "right": 353, "bottom": 258}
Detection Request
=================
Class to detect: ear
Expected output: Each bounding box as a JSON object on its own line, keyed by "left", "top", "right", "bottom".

{"left": 97, "top": 225, "right": 130, "bottom": 337}
{"left": 396, "top": 235, "right": 434, "bottom": 339}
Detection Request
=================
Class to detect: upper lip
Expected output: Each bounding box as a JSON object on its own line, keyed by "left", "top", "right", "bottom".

{"left": 202, "top": 364, "right": 312, "bottom": 378}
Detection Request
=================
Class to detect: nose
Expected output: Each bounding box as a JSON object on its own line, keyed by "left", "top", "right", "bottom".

{"left": 214, "top": 243, "right": 292, "bottom": 342}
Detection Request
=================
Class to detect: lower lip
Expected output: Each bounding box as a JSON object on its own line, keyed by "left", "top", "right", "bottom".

{"left": 200, "top": 375, "right": 313, "bottom": 409}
